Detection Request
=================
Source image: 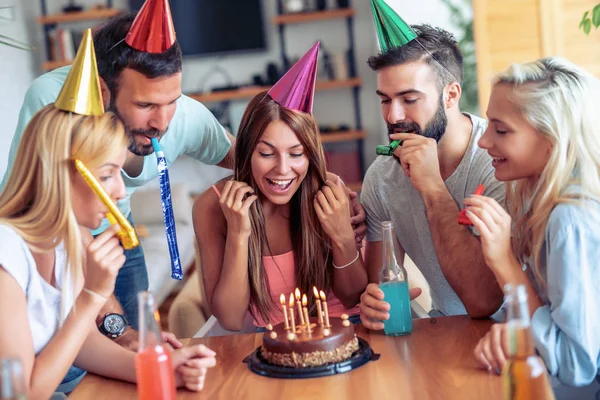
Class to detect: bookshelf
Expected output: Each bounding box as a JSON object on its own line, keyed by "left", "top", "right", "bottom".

{"left": 36, "top": 8, "right": 120, "bottom": 25}
{"left": 36, "top": 1, "right": 119, "bottom": 71}
{"left": 275, "top": 1, "right": 365, "bottom": 191}
{"left": 187, "top": 78, "right": 362, "bottom": 103}
{"left": 273, "top": 8, "right": 355, "bottom": 25}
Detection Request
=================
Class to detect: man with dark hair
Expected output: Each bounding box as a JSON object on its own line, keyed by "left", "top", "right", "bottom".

{"left": 0, "top": 9, "right": 235, "bottom": 348}
{"left": 359, "top": 10, "right": 505, "bottom": 330}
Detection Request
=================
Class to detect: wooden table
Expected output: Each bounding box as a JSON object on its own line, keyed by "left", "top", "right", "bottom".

{"left": 69, "top": 316, "right": 502, "bottom": 399}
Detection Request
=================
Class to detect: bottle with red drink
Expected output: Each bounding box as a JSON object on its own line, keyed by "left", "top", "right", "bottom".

{"left": 135, "top": 291, "right": 176, "bottom": 400}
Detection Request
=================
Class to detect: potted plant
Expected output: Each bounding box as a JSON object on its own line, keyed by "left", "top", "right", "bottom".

{"left": 579, "top": 3, "right": 600, "bottom": 34}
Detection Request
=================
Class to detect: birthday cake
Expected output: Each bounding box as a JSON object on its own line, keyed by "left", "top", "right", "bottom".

{"left": 261, "top": 315, "right": 359, "bottom": 368}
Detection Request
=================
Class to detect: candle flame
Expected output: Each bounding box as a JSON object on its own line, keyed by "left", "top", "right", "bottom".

{"left": 313, "top": 286, "right": 319, "bottom": 298}
{"left": 302, "top": 293, "right": 307, "bottom": 307}
{"left": 319, "top": 290, "right": 326, "bottom": 301}
{"left": 289, "top": 293, "right": 294, "bottom": 307}
{"left": 295, "top": 288, "right": 301, "bottom": 300}
{"left": 280, "top": 293, "right": 285, "bottom": 305}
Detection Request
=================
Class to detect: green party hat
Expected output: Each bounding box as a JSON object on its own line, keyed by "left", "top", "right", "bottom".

{"left": 370, "top": 0, "right": 417, "bottom": 52}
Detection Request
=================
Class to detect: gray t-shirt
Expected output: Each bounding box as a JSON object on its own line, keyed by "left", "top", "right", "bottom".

{"left": 361, "top": 114, "right": 505, "bottom": 316}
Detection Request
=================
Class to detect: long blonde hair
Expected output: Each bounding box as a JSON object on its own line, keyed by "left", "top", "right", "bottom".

{"left": 0, "top": 105, "right": 127, "bottom": 299}
{"left": 234, "top": 92, "right": 331, "bottom": 323}
{"left": 493, "top": 57, "right": 600, "bottom": 288}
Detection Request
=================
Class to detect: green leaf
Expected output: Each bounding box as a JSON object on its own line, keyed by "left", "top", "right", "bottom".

{"left": 593, "top": 4, "right": 600, "bottom": 27}
{"left": 583, "top": 18, "right": 592, "bottom": 35}
{"left": 583, "top": 10, "right": 590, "bottom": 21}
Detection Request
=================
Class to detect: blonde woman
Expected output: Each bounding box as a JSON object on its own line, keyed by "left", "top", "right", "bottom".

{"left": 0, "top": 105, "right": 216, "bottom": 399}
{"left": 465, "top": 57, "right": 600, "bottom": 386}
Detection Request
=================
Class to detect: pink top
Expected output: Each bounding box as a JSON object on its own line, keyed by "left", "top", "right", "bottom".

{"left": 211, "top": 185, "right": 360, "bottom": 327}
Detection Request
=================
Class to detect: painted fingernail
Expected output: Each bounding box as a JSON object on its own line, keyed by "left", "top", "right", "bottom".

{"left": 495, "top": 367, "right": 501, "bottom": 375}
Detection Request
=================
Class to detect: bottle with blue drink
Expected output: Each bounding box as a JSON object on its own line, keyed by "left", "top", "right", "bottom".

{"left": 379, "top": 221, "right": 412, "bottom": 336}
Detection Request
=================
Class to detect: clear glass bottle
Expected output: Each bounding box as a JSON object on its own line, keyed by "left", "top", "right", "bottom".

{"left": 379, "top": 221, "right": 412, "bottom": 336}
{"left": 135, "top": 291, "right": 176, "bottom": 400}
{"left": 503, "top": 284, "right": 555, "bottom": 400}
{"left": 0, "top": 358, "right": 27, "bottom": 400}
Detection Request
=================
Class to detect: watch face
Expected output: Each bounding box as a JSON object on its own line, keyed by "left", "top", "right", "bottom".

{"left": 104, "top": 314, "right": 126, "bottom": 334}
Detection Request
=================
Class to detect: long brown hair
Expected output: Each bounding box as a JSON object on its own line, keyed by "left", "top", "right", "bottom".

{"left": 234, "top": 92, "right": 331, "bottom": 322}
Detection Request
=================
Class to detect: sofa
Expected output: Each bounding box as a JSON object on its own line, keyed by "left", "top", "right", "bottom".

{"left": 129, "top": 183, "right": 197, "bottom": 307}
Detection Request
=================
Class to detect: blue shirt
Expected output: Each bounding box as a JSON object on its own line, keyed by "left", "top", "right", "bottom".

{"left": 1, "top": 66, "right": 232, "bottom": 234}
{"left": 529, "top": 200, "right": 600, "bottom": 386}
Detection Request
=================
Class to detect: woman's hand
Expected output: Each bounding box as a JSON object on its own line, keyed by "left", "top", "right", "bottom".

{"left": 218, "top": 180, "right": 257, "bottom": 238}
{"left": 84, "top": 224, "right": 126, "bottom": 299}
{"left": 463, "top": 195, "right": 514, "bottom": 271}
{"left": 314, "top": 180, "right": 355, "bottom": 244}
{"left": 474, "top": 323, "right": 510, "bottom": 374}
{"left": 172, "top": 344, "right": 217, "bottom": 391}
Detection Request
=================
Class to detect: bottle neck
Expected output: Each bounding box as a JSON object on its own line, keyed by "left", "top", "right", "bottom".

{"left": 505, "top": 286, "right": 535, "bottom": 358}
{"left": 138, "top": 292, "right": 162, "bottom": 352}
{"left": 380, "top": 223, "right": 405, "bottom": 283}
{"left": 1, "top": 359, "right": 26, "bottom": 399}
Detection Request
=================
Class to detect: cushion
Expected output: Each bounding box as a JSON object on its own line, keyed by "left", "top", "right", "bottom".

{"left": 130, "top": 183, "right": 192, "bottom": 226}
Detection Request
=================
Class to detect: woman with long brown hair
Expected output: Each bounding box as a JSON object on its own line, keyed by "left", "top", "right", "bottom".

{"left": 193, "top": 44, "right": 367, "bottom": 330}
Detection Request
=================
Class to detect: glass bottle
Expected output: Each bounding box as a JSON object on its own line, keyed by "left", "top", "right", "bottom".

{"left": 135, "top": 291, "right": 176, "bottom": 400}
{"left": 379, "top": 221, "right": 412, "bottom": 336}
{"left": 503, "top": 284, "right": 555, "bottom": 400}
{"left": 0, "top": 358, "right": 27, "bottom": 400}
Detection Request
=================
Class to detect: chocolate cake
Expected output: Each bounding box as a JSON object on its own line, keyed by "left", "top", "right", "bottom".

{"left": 261, "top": 316, "right": 359, "bottom": 368}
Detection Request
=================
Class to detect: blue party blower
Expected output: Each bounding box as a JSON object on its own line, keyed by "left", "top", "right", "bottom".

{"left": 151, "top": 138, "right": 183, "bottom": 280}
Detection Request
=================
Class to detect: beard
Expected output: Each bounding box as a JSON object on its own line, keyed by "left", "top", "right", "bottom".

{"left": 387, "top": 94, "right": 448, "bottom": 143}
{"left": 108, "top": 100, "right": 166, "bottom": 156}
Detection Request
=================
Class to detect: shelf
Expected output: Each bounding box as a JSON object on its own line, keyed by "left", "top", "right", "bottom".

{"left": 37, "top": 8, "right": 121, "bottom": 25}
{"left": 320, "top": 129, "right": 365, "bottom": 144}
{"left": 273, "top": 8, "right": 355, "bottom": 25}
{"left": 187, "top": 77, "right": 362, "bottom": 103}
{"left": 42, "top": 59, "right": 71, "bottom": 71}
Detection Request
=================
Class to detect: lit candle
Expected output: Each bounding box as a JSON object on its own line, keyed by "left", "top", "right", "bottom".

{"left": 295, "top": 288, "right": 305, "bottom": 326}
{"left": 320, "top": 290, "right": 330, "bottom": 328}
{"left": 280, "top": 294, "right": 290, "bottom": 330}
{"left": 302, "top": 294, "right": 311, "bottom": 334}
{"left": 313, "top": 286, "right": 324, "bottom": 325}
{"left": 288, "top": 293, "right": 296, "bottom": 334}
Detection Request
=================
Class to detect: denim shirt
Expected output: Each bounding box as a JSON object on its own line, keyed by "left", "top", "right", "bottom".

{"left": 528, "top": 200, "right": 600, "bottom": 386}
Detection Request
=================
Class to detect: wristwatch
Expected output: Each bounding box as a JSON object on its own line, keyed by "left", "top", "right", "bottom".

{"left": 98, "top": 313, "right": 129, "bottom": 338}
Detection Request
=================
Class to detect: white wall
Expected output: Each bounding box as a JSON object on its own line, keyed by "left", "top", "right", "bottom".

{"left": 0, "top": 0, "right": 461, "bottom": 194}
{"left": 0, "top": 1, "right": 38, "bottom": 179}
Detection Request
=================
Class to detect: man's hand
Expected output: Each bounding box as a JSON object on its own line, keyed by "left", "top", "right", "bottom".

{"left": 359, "top": 283, "right": 422, "bottom": 330}
{"left": 334, "top": 174, "right": 367, "bottom": 248}
{"left": 390, "top": 133, "right": 446, "bottom": 196}
{"left": 172, "top": 344, "right": 217, "bottom": 391}
{"left": 113, "top": 327, "right": 183, "bottom": 351}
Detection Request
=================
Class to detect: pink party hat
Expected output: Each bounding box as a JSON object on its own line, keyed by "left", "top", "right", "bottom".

{"left": 268, "top": 42, "right": 319, "bottom": 114}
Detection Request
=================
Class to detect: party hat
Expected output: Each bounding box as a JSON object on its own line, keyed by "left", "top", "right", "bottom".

{"left": 125, "top": 0, "right": 176, "bottom": 53}
{"left": 54, "top": 28, "right": 104, "bottom": 116}
{"left": 268, "top": 41, "right": 319, "bottom": 114}
{"left": 370, "top": 0, "right": 417, "bottom": 52}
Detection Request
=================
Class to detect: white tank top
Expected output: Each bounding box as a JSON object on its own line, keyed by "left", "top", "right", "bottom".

{"left": 0, "top": 224, "right": 74, "bottom": 354}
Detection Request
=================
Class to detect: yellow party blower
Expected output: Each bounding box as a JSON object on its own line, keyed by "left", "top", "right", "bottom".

{"left": 74, "top": 159, "right": 139, "bottom": 250}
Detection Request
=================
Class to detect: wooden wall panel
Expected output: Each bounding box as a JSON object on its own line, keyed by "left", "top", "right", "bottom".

{"left": 473, "top": 0, "right": 600, "bottom": 112}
